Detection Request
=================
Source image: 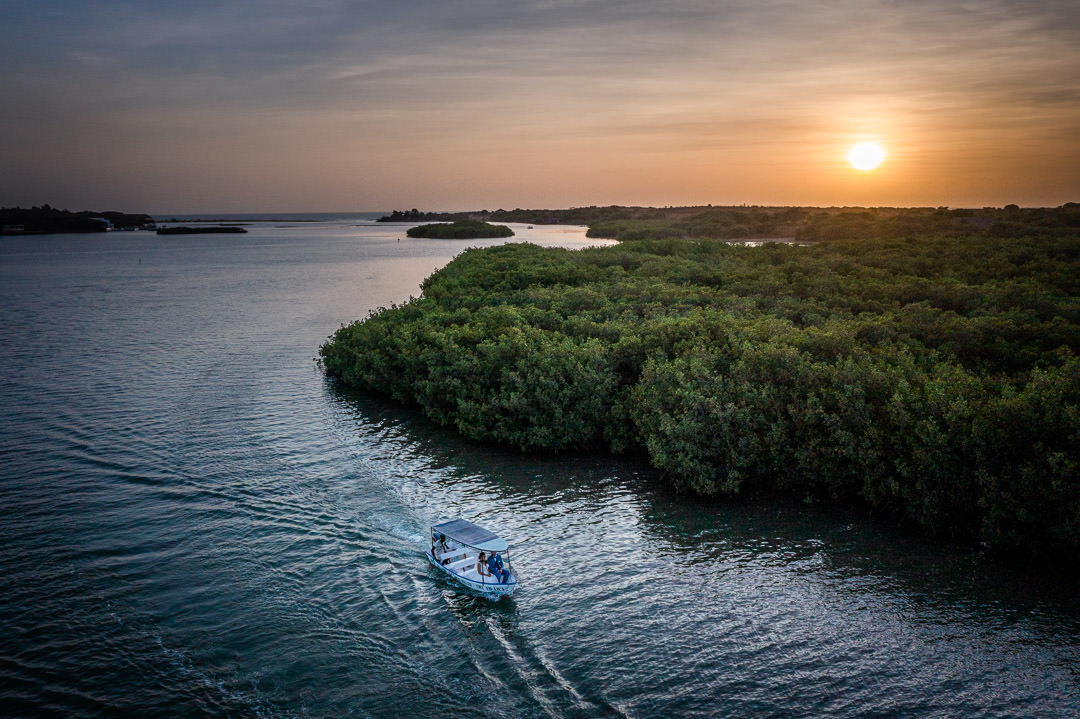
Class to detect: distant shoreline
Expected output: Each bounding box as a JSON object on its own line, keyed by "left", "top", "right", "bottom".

{"left": 1, "top": 205, "right": 155, "bottom": 235}
{"left": 156, "top": 225, "right": 248, "bottom": 235}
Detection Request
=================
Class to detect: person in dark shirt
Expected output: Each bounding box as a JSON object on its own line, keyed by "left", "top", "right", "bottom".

{"left": 432, "top": 533, "right": 452, "bottom": 564}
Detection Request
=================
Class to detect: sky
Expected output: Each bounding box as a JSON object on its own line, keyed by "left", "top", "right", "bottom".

{"left": 2, "top": 0, "right": 1079, "bottom": 213}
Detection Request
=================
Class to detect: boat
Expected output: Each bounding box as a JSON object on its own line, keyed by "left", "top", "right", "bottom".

{"left": 428, "top": 518, "right": 518, "bottom": 599}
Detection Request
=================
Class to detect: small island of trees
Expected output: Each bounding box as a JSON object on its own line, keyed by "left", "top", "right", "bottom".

{"left": 406, "top": 220, "right": 515, "bottom": 239}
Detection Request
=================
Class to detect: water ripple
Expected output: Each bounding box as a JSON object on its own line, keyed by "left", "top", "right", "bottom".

{"left": 2, "top": 225, "right": 1079, "bottom": 718}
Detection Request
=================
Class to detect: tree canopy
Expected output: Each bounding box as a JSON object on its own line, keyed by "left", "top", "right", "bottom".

{"left": 406, "top": 220, "right": 514, "bottom": 239}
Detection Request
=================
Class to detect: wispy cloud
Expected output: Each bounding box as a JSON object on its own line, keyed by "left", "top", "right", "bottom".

{"left": 1, "top": 0, "right": 1078, "bottom": 210}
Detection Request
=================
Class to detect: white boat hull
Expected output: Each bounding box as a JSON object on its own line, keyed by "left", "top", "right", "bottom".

{"left": 427, "top": 550, "right": 517, "bottom": 599}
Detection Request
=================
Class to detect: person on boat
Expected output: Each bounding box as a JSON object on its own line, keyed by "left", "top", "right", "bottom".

{"left": 487, "top": 552, "right": 510, "bottom": 584}
{"left": 432, "top": 533, "right": 452, "bottom": 564}
{"left": 477, "top": 552, "right": 491, "bottom": 578}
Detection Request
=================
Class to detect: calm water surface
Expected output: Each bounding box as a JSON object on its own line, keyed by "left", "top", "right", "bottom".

{"left": 1, "top": 217, "right": 1078, "bottom": 718}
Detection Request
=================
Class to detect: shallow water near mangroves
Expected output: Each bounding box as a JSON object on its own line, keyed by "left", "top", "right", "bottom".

{"left": 2, "top": 216, "right": 1078, "bottom": 718}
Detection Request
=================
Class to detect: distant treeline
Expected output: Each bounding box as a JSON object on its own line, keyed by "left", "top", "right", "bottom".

{"left": 406, "top": 220, "right": 514, "bottom": 239}
{"left": 587, "top": 203, "right": 1080, "bottom": 243}
{"left": 379, "top": 209, "right": 465, "bottom": 223}
{"left": 380, "top": 203, "right": 1080, "bottom": 243}
{"left": 379, "top": 205, "right": 678, "bottom": 225}
{"left": 323, "top": 204, "right": 1080, "bottom": 558}
{"left": 0, "top": 204, "right": 155, "bottom": 234}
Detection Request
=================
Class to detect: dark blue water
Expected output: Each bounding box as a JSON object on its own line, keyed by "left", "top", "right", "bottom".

{"left": 2, "top": 218, "right": 1078, "bottom": 718}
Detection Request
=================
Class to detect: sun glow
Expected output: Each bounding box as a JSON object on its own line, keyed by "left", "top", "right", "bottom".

{"left": 847, "top": 142, "right": 886, "bottom": 171}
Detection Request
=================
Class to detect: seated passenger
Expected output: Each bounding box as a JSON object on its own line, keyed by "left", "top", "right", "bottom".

{"left": 477, "top": 552, "right": 491, "bottom": 577}
{"left": 487, "top": 552, "right": 510, "bottom": 584}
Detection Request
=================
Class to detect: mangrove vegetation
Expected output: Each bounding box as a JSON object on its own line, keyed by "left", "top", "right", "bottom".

{"left": 321, "top": 204, "right": 1080, "bottom": 558}
{"left": 406, "top": 220, "right": 514, "bottom": 239}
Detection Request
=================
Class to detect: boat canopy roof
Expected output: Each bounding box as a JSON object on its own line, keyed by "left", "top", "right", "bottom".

{"left": 432, "top": 518, "right": 509, "bottom": 553}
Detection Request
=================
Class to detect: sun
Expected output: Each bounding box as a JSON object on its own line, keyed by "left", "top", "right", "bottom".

{"left": 847, "top": 142, "right": 886, "bottom": 171}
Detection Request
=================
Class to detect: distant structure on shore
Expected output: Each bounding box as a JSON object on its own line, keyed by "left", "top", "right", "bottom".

{"left": 0, "top": 204, "right": 155, "bottom": 235}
